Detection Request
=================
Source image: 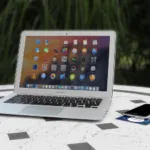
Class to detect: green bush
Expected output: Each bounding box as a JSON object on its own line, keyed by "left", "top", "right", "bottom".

{"left": 0, "top": 0, "right": 149, "bottom": 86}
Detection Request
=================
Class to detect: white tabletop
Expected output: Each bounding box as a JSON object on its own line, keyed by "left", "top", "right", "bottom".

{"left": 0, "top": 85, "right": 150, "bottom": 150}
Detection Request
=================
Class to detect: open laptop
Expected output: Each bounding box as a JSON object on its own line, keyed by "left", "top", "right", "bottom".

{"left": 0, "top": 31, "right": 116, "bottom": 120}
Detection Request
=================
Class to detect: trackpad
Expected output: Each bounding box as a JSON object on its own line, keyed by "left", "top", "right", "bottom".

{"left": 20, "top": 106, "right": 63, "bottom": 116}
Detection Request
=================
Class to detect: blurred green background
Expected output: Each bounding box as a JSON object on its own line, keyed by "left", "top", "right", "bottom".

{"left": 0, "top": 0, "right": 150, "bottom": 86}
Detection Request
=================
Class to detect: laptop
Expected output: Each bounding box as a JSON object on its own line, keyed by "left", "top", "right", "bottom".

{"left": 0, "top": 31, "right": 116, "bottom": 120}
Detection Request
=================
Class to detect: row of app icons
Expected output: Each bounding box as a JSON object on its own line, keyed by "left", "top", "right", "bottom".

{"left": 34, "top": 47, "right": 98, "bottom": 55}
{"left": 36, "top": 39, "right": 98, "bottom": 46}
{"left": 33, "top": 56, "right": 97, "bottom": 64}
{"left": 26, "top": 84, "right": 99, "bottom": 91}
{"left": 31, "top": 72, "right": 96, "bottom": 81}
{"left": 33, "top": 64, "right": 96, "bottom": 72}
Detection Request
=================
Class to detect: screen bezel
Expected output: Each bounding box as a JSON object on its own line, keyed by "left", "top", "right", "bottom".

{"left": 14, "top": 31, "right": 116, "bottom": 98}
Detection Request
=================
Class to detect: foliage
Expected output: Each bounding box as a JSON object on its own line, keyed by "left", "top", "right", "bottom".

{"left": 0, "top": 0, "right": 149, "bottom": 86}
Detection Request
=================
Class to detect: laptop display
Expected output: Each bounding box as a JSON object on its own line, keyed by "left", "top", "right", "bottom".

{"left": 20, "top": 36, "right": 110, "bottom": 91}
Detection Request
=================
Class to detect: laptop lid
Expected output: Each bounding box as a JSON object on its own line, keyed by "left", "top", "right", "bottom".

{"left": 14, "top": 31, "right": 116, "bottom": 98}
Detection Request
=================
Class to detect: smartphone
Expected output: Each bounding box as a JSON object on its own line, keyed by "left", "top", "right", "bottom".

{"left": 124, "top": 104, "right": 150, "bottom": 119}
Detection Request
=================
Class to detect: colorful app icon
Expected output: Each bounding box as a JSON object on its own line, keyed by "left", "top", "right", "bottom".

{"left": 51, "top": 64, "right": 57, "bottom": 71}
{"left": 50, "top": 73, "right": 56, "bottom": 80}
{"left": 92, "top": 40, "right": 98, "bottom": 45}
{"left": 44, "top": 48, "right": 49, "bottom": 53}
{"left": 70, "top": 65, "right": 76, "bottom": 72}
{"left": 72, "top": 57, "right": 76, "bottom": 62}
{"left": 83, "top": 40, "right": 87, "bottom": 45}
{"left": 52, "top": 56, "right": 57, "bottom": 62}
{"left": 41, "top": 73, "right": 46, "bottom": 79}
{"left": 61, "top": 56, "right": 67, "bottom": 62}
{"left": 36, "top": 40, "right": 40, "bottom": 44}
{"left": 34, "top": 56, "right": 39, "bottom": 61}
{"left": 70, "top": 73, "right": 76, "bottom": 81}
{"left": 35, "top": 48, "right": 40, "bottom": 53}
{"left": 72, "top": 48, "right": 77, "bottom": 54}
{"left": 92, "top": 48, "right": 97, "bottom": 55}
{"left": 80, "top": 66, "right": 86, "bottom": 72}
{"left": 45, "top": 40, "right": 49, "bottom": 45}
{"left": 60, "top": 73, "right": 65, "bottom": 80}
{"left": 91, "top": 57, "right": 97, "bottom": 63}
{"left": 82, "top": 48, "right": 87, "bottom": 54}
{"left": 73, "top": 40, "right": 78, "bottom": 45}
{"left": 89, "top": 74, "right": 96, "bottom": 81}
{"left": 62, "top": 48, "right": 68, "bottom": 55}
{"left": 32, "top": 64, "right": 38, "bottom": 70}
{"left": 42, "top": 64, "right": 48, "bottom": 71}
{"left": 79, "top": 74, "right": 85, "bottom": 80}
{"left": 90, "top": 66, "right": 96, "bottom": 71}
{"left": 60, "top": 64, "right": 66, "bottom": 72}
{"left": 54, "top": 48, "right": 59, "bottom": 53}
{"left": 81, "top": 57, "right": 86, "bottom": 63}
{"left": 64, "top": 40, "right": 68, "bottom": 45}
{"left": 31, "top": 73, "right": 36, "bottom": 79}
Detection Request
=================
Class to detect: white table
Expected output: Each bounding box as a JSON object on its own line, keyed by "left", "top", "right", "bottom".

{"left": 0, "top": 85, "right": 150, "bottom": 150}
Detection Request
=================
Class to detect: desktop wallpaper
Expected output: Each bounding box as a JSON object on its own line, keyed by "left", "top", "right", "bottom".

{"left": 20, "top": 36, "right": 110, "bottom": 91}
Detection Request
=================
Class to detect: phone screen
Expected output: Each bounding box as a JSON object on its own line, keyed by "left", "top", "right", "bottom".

{"left": 125, "top": 104, "right": 150, "bottom": 117}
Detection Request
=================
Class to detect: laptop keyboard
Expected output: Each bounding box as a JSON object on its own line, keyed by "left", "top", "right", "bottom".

{"left": 4, "top": 95, "right": 102, "bottom": 108}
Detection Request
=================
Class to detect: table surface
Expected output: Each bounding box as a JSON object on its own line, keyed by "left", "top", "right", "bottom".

{"left": 0, "top": 85, "right": 150, "bottom": 150}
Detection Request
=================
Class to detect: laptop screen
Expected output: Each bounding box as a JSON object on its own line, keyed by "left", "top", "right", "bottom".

{"left": 19, "top": 36, "right": 110, "bottom": 91}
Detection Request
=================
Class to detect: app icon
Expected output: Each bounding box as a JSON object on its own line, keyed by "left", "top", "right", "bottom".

{"left": 60, "top": 65, "right": 66, "bottom": 72}
{"left": 90, "top": 66, "right": 96, "bottom": 71}
{"left": 45, "top": 40, "right": 49, "bottom": 45}
{"left": 79, "top": 74, "right": 85, "bottom": 80}
{"left": 92, "top": 40, "right": 98, "bottom": 45}
{"left": 54, "top": 48, "right": 59, "bottom": 53}
{"left": 82, "top": 48, "right": 87, "bottom": 54}
{"left": 62, "top": 48, "right": 68, "bottom": 55}
{"left": 81, "top": 57, "right": 86, "bottom": 63}
{"left": 70, "top": 65, "right": 76, "bottom": 72}
{"left": 89, "top": 74, "right": 96, "bottom": 81}
{"left": 93, "top": 87, "right": 96, "bottom": 91}
{"left": 83, "top": 40, "right": 87, "bottom": 45}
{"left": 50, "top": 73, "right": 56, "bottom": 80}
{"left": 42, "top": 64, "right": 48, "bottom": 71}
{"left": 52, "top": 56, "right": 57, "bottom": 62}
{"left": 64, "top": 40, "right": 68, "bottom": 45}
{"left": 44, "top": 48, "right": 49, "bottom": 53}
{"left": 72, "top": 48, "right": 77, "bottom": 54}
{"left": 35, "top": 48, "right": 40, "bottom": 53}
{"left": 60, "top": 73, "right": 65, "bottom": 80}
{"left": 36, "top": 40, "right": 40, "bottom": 44}
{"left": 41, "top": 73, "right": 46, "bottom": 79}
{"left": 73, "top": 39, "right": 78, "bottom": 45}
{"left": 92, "top": 48, "right": 97, "bottom": 55}
{"left": 70, "top": 73, "right": 76, "bottom": 81}
{"left": 91, "top": 57, "right": 97, "bottom": 63}
{"left": 34, "top": 56, "right": 39, "bottom": 61}
{"left": 72, "top": 57, "right": 76, "bottom": 62}
{"left": 51, "top": 64, "right": 57, "bottom": 71}
{"left": 31, "top": 73, "right": 36, "bottom": 79}
{"left": 81, "top": 66, "right": 86, "bottom": 72}
{"left": 32, "top": 64, "right": 38, "bottom": 70}
{"left": 61, "top": 56, "right": 67, "bottom": 62}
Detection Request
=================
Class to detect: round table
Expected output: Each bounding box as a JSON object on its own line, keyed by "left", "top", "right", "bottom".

{"left": 0, "top": 85, "right": 150, "bottom": 150}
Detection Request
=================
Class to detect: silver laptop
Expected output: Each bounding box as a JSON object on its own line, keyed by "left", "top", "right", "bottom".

{"left": 0, "top": 31, "right": 116, "bottom": 120}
